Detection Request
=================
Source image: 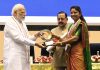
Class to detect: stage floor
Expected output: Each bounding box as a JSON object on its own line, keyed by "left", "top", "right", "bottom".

{"left": 0, "top": 63, "right": 100, "bottom": 70}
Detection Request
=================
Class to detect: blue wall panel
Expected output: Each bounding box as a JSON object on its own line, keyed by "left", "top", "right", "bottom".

{"left": 0, "top": 0, "right": 100, "bottom": 16}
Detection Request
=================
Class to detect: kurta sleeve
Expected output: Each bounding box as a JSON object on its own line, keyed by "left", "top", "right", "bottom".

{"left": 28, "top": 34, "right": 37, "bottom": 41}
{"left": 5, "top": 22, "right": 36, "bottom": 46}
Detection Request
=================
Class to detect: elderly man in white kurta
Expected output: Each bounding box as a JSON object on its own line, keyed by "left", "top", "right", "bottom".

{"left": 4, "top": 4, "right": 42, "bottom": 70}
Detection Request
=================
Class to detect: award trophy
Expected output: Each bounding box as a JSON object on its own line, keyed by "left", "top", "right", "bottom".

{"left": 39, "top": 29, "right": 54, "bottom": 52}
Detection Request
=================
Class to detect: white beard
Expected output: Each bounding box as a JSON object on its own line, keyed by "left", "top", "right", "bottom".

{"left": 20, "top": 17, "right": 25, "bottom": 21}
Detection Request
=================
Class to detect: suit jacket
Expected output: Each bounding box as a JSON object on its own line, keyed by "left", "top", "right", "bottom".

{"left": 4, "top": 16, "right": 36, "bottom": 70}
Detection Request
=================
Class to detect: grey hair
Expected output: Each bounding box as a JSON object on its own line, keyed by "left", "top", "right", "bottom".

{"left": 11, "top": 4, "right": 25, "bottom": 16}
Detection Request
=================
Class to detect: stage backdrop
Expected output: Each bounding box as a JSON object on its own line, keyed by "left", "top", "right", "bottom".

{"left": 0, "top": 0, "right": 100, "bottom": 16}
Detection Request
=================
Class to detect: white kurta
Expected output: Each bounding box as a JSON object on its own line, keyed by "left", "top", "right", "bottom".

{"left": 4, "top": 16, "right": 36, "bottom": 70}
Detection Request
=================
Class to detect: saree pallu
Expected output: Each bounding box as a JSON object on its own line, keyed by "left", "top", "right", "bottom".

{"left": 82, "top": 23, "right": 92, "bottom": 70}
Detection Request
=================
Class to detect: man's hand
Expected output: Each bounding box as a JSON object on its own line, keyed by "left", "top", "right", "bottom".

{"left": 34, "top": 32, "right": 41, "bottom": 38}
{"left": 53, "top": 42, "right": 63, "bottom": 46}
{"left": 35, "top": 43, "right": 44, "bottom": 48}
{"left": 52, "top": 33, "right": 61, "bottom": 40}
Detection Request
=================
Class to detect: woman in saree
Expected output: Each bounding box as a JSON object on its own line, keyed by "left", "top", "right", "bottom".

{"left": 67, "top": 6, "right": 92, "bottom": 70}
{"left": 53, "top": 6, "right": 92, "bottom": 70}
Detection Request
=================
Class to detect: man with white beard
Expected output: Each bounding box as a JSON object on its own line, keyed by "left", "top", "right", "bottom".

{"left": 4, "top": 4, "right": 42, "bottom": 70}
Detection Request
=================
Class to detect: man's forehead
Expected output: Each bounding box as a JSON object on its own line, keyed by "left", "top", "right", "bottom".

{"left": 58, "top": 14, "right": 65, "bottom": 18}
{"left": 17, "top": 8, "right": 26, "bottom": 12}
{"left": 18, "top": 7, "right": 25, "bottom": 10}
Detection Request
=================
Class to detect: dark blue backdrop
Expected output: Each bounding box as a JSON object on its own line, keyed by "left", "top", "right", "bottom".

{"left": 0, "top": 0, "right": 100, "bottom": 16}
